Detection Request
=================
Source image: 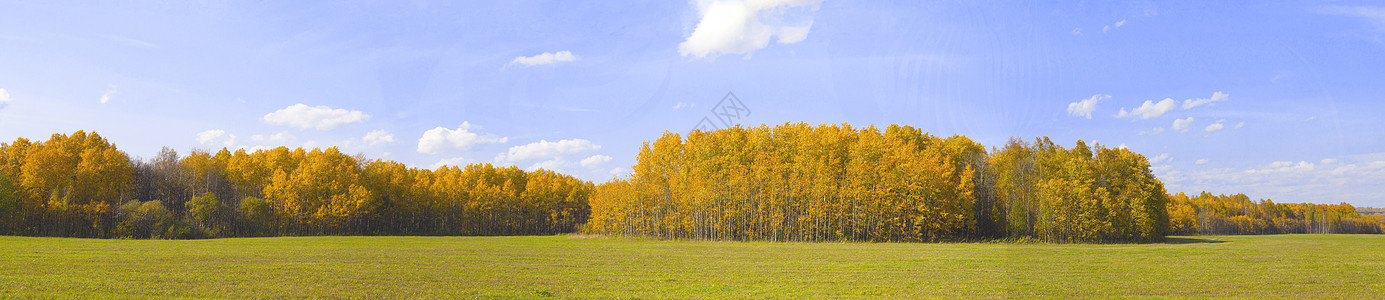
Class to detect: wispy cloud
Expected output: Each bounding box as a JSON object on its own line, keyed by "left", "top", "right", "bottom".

{"left": 98, "top": 34, "right": 160, "bottom": 49}
{"left": 1318, "top": 6, "right": 1385, "bottom": 31}
{"left": 509, "top": 51, "right": 577, "bottom": 67}
{"left": 99, "top": 85, "right": 117, "bottom": 104}
{"left": 1117, "top": 98, "right": 1177, "bottom": 119}
{"left": 1182, "top": 91, "right": 1229, "bottom": 109}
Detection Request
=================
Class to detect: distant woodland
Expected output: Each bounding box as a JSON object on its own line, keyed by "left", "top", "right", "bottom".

{"left": 0, "top": 127, "right": 1380, "bottom": 241}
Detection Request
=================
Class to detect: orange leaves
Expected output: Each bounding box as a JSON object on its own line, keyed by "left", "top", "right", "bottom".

{"left": 589, "top": 123, "right": 980, "bottom": 242}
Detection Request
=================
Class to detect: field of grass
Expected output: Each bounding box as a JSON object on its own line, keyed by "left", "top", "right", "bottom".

{"left": 1, "top": 234, "right": 1383, "bottom": 298}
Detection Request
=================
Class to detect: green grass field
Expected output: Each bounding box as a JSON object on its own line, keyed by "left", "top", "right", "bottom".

{"left": 2, "top": 234, "right": 1382, "bottom": 298}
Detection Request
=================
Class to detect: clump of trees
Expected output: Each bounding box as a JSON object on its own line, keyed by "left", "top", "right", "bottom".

{"left": 1167, "top": 192, "right": 1384, "bottom": 235}
{"left": 586, "top": 123, "right": 1170, "bottom": 242}
{"left": 0, "top": 130, "right": 592, "bottom": 238}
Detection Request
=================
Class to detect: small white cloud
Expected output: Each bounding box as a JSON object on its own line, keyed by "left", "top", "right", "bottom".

{"left": 1139, "top": 127, "right": 1166, "bottom": 135}
{"left": 673, "top": 102, "right": 695, "bottom": 109}
{"left": 0, "top": 88, "right": 10, "bottom": 104}
{"left": 1172, "top": 117, "right": 1195, "bottom": 132}
{"left": 509, "top": 51, "right": 577, "bottom": 67}
{"left": 1149, "top": 153, "right": 1171, "bottom": 164}
{"left": 1306, "top": 116, "right": 1317, "bottom": 121}
{"left": 236, "top": 97, "right": 246, "bottom": 103}
{"left": 1103, "top": 20, "right": 1127, "bottom": 33}
{"left": 1247, "top": 161, "right": 1315, "bottom": 174}
{"left": 1117, "top": 144, "right": 1128, "bottom": 149}
{"left": 362, "top": 130, "right": 396, "bottom": 145}
{"left": 1205, "top": 120, "right": 1225, "bottom": 132}
{"left": 610, "top": 167, "right": 629, "bottom": 178}
{"left": 100, "top": 85, "right": 117, "bottom": 104}
{"left": 1235, "top": 121, "right": 1245, "bottom": 129}
{"left": 1322, "top": 158, "right": 1339, "bottom": 164}
{"left": 263, "top": 104, "right": 370, "bottom": 130}
{"left": 1195, "top": 159, "right": 1210, "bottom": 165}
{"left": 417, "top": 122, "right": 507, "bottom": 154}
{"left": 196, "top": 129, "right": 237, "bottom": 146}
{"left": 495, "top": 139, "right": 600, "bottom": 163}
{"left": 1116, "top": 98, "right": 1177, "bottom": 119}
{"left": 1072, "top": 28, "right": 1083, "bottom": 35}
{"left": 1182, "top": 91, "right": 1229, "bottom": 109}
{"left": 580, "top": 155, "right": 613, "bottom": 168}
{"left": 431, "top": 157, "right": 472, "bottom": 169}
{"left": 250, "top": 132, "right": 294, "bottom": 144}
{"left": 526, "top": 157, "right": 568, "bottom": 172}
{"left": 1067, "top": 94, "right": 1110, "bottom": 119}
{"left": 678, "top": 0, "right": 823, "bottom": 59}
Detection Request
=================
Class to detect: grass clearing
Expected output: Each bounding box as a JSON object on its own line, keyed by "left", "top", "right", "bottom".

{"left": 2, "top": 234, "right": 1383, "bottom": 298}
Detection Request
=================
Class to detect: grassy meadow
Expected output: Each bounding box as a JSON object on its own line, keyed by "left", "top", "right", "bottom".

{"left": 1, "top": 234, "right": 1382, "bottom": 298}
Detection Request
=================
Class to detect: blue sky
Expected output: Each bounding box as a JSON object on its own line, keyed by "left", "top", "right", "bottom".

{"left": 2, "top": 1, "right": 1383, "bottom": 205}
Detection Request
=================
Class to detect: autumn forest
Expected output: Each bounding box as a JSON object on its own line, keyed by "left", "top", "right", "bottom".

{"left": 0, "top": 124, "right": 1380, "bottom": 241}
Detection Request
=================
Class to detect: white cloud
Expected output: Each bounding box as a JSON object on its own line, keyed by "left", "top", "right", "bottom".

{"left": 610, "top": 167, "right": 630, "bottom": 178}
{"left": 0, "top": 88, "right": 10, "bottom": 104}
{"left": 1067, "top": 94, "right": 1109, "bottom": 119}
{"left": 1322, "top": 158, "right": 1339, "bottom": 165}
{"left": 362, "top": 130, "right": 396, "bottom": 145}
{"left": 1181, "top": 91, "right": 1229, "bottom": 109}
{"left": 1149, "top": 153, "right": 1171, "bottom": 164}
{"left": 1196, "top": 159, "right": 1209, "bottom": 165}
{"left": 777, "top": 24, "right": 812, "bottom": 44}
{"left": 1115, "top": 98, "right": 1177, "bottom": 119}
{"left": 495, "top": 139, "right": 601, "bottom": 163}
{"left": 250, "top": 132, "right": 294, "bottom": 144}
{"left": 263, "top": 104, "right": 370, "bottom": 130}
{"left": 1248, "top": 161, "right": 1316, "bottom": 174}
{"left": 673, "top": 102, "right": 695, "bottom": 109}
{"left": 1102, "top": 20, "right": 1127, "bottom": 33}
{"left": 1139, "top": 127, "right": 1166, "bottom": 135}
{"left": 1172, "top": 117, "right": 1195, "bottom": 132}
{"left": 678, "top": 0, "right": 823, "bottom": 59}
{"left": 1235, "top": 121, "right": 1245, "bottom": 129}
{"left": 509, "top": 51, "right": 577, "bottom": 67}
{"left": 417, "top": 122, "right": 508, "bottom": 154}
{"left": 1071, "top": 28, "right": 1083, "bottom": 35}
{"left": 527, "top": 158, "right": 568, "bottom": 172}
{"left": 100, "top": 85, "right": 117, "bottom": 104}
{"left": 431, "top": 157, "right": 472, "bottom": 169}
{"left": 196, "top": 129, "right": 237, "bottom": 147}
{"left": 1205, "top": 120, "right": 1225, "bottom": 132}
{"left": 581, "top": 155, "right": 613, "bottom": 168}
{"left": 1306, "top": 116, "right": 1317, "bottom": 121}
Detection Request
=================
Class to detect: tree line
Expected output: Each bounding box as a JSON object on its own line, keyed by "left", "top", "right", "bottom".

{"left": 0, "top": 131, "right": 591, "bottom": 238}
{"left": 1, "top": 128, "right": 1380, "bottom": 241}
{"left": 1168, "top": 192, "right": 1384, "bottom": 235}
{"left": 587, "top": 123, "right": 1382, "bottom": 242}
